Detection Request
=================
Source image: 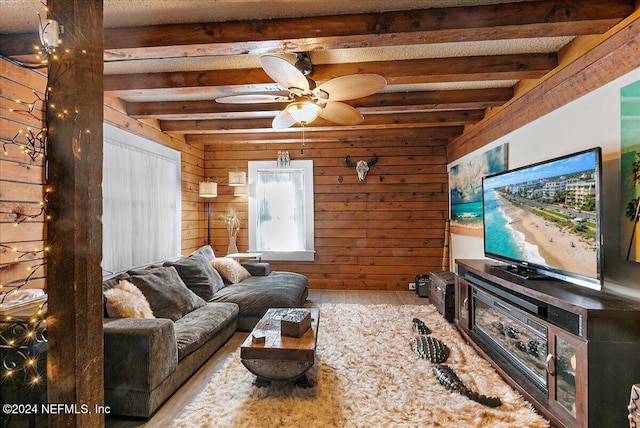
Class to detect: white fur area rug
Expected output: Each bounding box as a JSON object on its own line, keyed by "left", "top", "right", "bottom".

{"left": 173, "top": 303, "right": 549, "bottom": 428}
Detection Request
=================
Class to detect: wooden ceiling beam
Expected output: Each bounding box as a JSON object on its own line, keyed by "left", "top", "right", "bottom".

{"left": 126, "top": 88, "right": 512, "bottom": 119}
{"left": 186, "top": 127, "right": 463, "bottom": 144}
{"left": 104, "top": 54, "right": 556, "bottom": 92}
{"left": 102, "top": 0, "right": 632, "bottom": 60}
{"left": 353, "top": 87, "right": 513, "bottom": 109}
{"left": 106, "top": 0, "right": 632, "bottom": 50}
{"left": 160, "top": 110, "right": 484, "bottom": 133}
{"left": 127, "top": 100, "right": 285, "bottom": 118}
{"left": 0, "top": 0, "right": 633, "bottom": 58}
{"left": 317, "top": 54, "right": 557, "bottom": 85}
{"left": 448, "top": 8, "right": 640, "bottom": 162}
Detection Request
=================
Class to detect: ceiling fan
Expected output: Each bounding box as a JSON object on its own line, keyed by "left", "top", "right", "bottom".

{"left": 215, "top": 54, "right": 387, "bottom": 129}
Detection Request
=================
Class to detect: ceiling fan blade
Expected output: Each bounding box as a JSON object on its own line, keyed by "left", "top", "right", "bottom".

{"left": 272, "top": 109, "right": 297, "bottom": 129}
{"left": 215, "top": 94, "right": 290, "bottom": 104}
{"left": 315, "top": 74, "right": 387, "bottom": 101}
{"left": 320, "top": 101, "right": 364, "bottom": 125}
{"left": 260, "top": 55, "right": 310, "bottom": 92}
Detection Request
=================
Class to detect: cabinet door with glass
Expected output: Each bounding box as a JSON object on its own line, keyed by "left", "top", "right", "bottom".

{"left": 547, "top": 326, "right": 586, "bottom": 428}
{"left": 455, "top": 276, "right": 471, "bottom": 332}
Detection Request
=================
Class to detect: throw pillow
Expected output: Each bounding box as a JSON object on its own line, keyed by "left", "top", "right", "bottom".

{"left": 211, "top": 257, "right": 252, "bottom": 284}
{"left": 104, "top": 280, "right": 155, "bottom": 319}
{"left": 189, "top": 245, "right": 216, "bottom": 262}
{"left": 128, "top": 266, "right": 207, "bottom": 321}
{"left": 102, "top": 272, "right": 130, "bottom": 290}
{"left": 164, "top": 253, "right": 224, "bottom": 301}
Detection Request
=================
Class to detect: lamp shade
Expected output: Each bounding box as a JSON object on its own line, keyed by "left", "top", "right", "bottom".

{"left": 286, "top": 98, "right": 322, "bottom": 124}
{"left": 228, "top": 171, "right": 246, "bottom": 186}
{"left": 198, "top": 181, "right": 217, "bottom": 197}
{"left": 233, "top": 184, "right": 249, "bottom": 196}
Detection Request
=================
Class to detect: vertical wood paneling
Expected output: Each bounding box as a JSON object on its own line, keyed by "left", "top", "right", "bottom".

{"left": 0, "top": 59, "right": 47, "bottom": 290}
{"left": 202, "top": 135, "right": 450, "bottom": 291}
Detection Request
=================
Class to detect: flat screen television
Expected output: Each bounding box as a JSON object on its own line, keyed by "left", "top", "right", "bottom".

{"left": 482, "top": 148, "right": 603, "bottom": 290}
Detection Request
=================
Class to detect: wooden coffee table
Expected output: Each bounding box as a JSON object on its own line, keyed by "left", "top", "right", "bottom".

{"left": 240, "top": 307, "right": 319, "bottom": 387}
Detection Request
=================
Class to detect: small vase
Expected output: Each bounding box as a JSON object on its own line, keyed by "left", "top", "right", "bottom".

{"left": 227, "top": 235, "right": 239, "bottom": 255}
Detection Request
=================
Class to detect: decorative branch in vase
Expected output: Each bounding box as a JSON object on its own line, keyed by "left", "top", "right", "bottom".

{"left": 220, "top": 206, "right": 241, "bottom": 255}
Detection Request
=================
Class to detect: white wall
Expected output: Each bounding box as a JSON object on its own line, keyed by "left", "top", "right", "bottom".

{"left": 449, "top": 66, "right": 640, "bottom": 299}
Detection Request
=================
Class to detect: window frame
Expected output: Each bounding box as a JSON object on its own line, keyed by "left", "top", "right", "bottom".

{"left": 248, "top": 159, "right": 315, "bottom": 261}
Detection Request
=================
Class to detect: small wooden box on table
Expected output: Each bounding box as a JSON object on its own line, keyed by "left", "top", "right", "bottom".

{"left": 429, "top": 271, "right": 455, "bottom": 322}
{"left": 280, "top": 309, "right": 312, "bottom": 338}
{"left": 241, "top": 308, "right": 319, "bottom": 387}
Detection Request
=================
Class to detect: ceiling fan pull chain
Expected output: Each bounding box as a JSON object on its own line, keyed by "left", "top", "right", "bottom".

{"left": 301, "top": 123, "right": 305, "bottom": 155}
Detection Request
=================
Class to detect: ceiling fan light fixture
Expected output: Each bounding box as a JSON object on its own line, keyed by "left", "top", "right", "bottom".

{"left": 218, "top": 55, "right": 385, "bottom": 130}
{"left": 286, "top": 98, "right": 321, "bottom": 125}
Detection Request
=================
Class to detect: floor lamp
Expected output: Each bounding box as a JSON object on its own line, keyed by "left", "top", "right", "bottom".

{"left": 198, "top": 181, "right": 218, "bottom": 244}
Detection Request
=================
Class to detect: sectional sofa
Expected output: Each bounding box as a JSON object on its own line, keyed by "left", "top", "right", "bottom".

{"left": 101, "top": 245, "right": 308, "bottom": 418}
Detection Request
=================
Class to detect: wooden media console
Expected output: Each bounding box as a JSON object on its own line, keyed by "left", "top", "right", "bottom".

{"left": 455, "top": 259, "right": 640, "bottom": 428}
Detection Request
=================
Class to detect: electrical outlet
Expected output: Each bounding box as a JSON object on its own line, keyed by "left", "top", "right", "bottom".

{"left": 408, "top": 282, "right": 416, "bottom": 291}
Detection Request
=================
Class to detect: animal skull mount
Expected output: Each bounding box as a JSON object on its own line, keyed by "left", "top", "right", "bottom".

{"left": 345, "top": 154, "right": 378, "bottom": 181}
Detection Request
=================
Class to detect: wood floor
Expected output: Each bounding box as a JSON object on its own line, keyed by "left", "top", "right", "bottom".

{"left": 106, "top": 290, "right": 430, "bottom": 427}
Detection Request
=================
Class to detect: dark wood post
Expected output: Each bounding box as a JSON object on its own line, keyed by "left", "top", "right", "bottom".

{"left": 45, "top": 0, "right": 104, "bottom": 426}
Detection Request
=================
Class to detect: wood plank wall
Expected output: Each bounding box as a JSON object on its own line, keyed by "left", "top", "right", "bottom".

{"left": 200, "top": 130, "right": 451, "bottom": 290}
{"left": 0, "top": 59, "right": 47, "bottom": 291}
{"left": 1, "top": 57, "right": 206, "bottom": 292}
{"left": 2, "top": 55, "right": 450, "bottom": 291}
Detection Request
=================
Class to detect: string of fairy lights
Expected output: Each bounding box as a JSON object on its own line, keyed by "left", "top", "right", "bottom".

{"left": 1, "top": 90, "right": 47, "bottom": 161}
{"left": 0, "top": 2, "right": 89, "bottom": 386}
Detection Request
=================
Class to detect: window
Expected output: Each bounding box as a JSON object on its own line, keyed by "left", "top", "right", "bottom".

{"left": 248, "top": 160, "right": 314, "bottom": 261}
{"left": 102, "top": 124, "right": 181, "bottom": 274}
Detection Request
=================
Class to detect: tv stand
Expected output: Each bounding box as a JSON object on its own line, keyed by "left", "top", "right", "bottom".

{"left": 491, "top": 263, "right": 546, "bottom": 280}
{"left": 455, "top": 259, "right": 640, "bottom": 428}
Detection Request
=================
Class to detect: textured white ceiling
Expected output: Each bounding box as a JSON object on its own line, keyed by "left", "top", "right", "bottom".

{"left": 1, "top": 0, "right": 533, "bottom": 33}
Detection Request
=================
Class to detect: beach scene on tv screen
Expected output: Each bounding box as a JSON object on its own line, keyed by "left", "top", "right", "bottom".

{"left": 483, "top": 151, "right": 599, "bottom": 279}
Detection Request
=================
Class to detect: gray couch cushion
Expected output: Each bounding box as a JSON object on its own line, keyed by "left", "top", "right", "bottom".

{"left": 164, "top": 253, "right": 224, "bottom": 301}
{"left": 173, "top": 302, "right": 238, "bottom": 361}
{"left": 210, "top": 271, "right": 308, "bottom": 318}
{"left": 189, "top": 245, "right": 216, "bottom": 261}
{"left": 241, "top": 262, "right": 270, "bottom": 276}
{"left": 128, "top": 266, "right": 206, "bottom": 321}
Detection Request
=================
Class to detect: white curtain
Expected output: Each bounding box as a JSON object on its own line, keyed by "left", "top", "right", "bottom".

{"left": 102, "top": 124, "right": 181, "bottom": 274}
{"left": 255, "top": 169, "right": 306, "bottom": 251}
{"left": 248, "top": 159, "right": 314, "bottom": 261}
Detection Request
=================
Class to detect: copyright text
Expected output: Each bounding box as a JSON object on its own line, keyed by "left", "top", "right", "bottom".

{"left": 3, "top": 403, "right": 111, "bottom": 415}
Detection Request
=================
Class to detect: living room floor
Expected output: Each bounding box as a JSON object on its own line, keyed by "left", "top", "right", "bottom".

{"left": 106, "top": 290, "right": 429, "bottom": 427}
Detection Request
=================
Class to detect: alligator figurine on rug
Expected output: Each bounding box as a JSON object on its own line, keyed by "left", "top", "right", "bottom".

{"left": 412, "top": 336, "right": 449, "bottom": 364}
{"left": 432, "top": 364, "right": 503, "bottom": 408}
{"left": 412, "top": 317, "right": 431, "bottom": 335}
